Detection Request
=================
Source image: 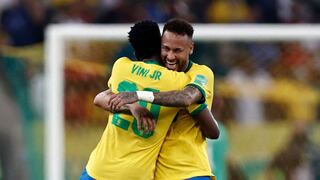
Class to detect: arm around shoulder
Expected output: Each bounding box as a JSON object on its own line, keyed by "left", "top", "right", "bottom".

{"left": 151, "top": 85, "right": 203, "bottom": 107}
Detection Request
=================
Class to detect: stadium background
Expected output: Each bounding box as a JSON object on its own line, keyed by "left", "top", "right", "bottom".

{"left": 1, "top": 0, "right": 320, "bottom": 179}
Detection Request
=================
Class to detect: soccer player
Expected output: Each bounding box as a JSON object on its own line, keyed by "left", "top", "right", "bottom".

{"left": 81, "top": 20, "right": 215, "bottom": 180}
{"left": 107, "top": 19, "right": 218, "bottom": 180}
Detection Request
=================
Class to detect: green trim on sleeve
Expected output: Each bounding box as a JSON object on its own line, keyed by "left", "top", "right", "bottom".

{"left": 190, "top": 103, "right": 207, "bottom": 117}
{"left": 187, "top": 83, "right": 206, "bottom": 104}
{"left": 184, "top": 60, "right": 194, "bottom": 72}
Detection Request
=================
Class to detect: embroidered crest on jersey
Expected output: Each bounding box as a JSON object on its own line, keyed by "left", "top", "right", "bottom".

{"left": 194, "top": 75, "right": 208, "bottom": 86}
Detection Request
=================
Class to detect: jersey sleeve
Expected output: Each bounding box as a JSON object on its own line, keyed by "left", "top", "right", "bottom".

{"left": 186, "top": 65, "right": 214, "bottom": 117}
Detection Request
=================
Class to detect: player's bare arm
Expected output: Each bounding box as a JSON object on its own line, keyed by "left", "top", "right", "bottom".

{"left": 153, "top": 86, "right": 202, "bottom": 107}
{"left": 129, "top": 103, "right": 155, "bottom": 133}
{"left": 108, "top": 85, "right": 202, "bottom": 111}
{"left": 194, "top": 108, "right": 219, "bottom": 139}
{"left": 108, "top": 86, "right": 220, "bottom": 139}
{"left": 94, "top": 89, "right": 118, "bottom": 112}
{"left": 93, "top": 90, "right": 155, "bottom": 133}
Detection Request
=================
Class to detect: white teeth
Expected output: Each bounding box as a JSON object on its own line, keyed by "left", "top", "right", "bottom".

{"left": 166, "top": 61, "right": 176, "bottom": 65}
{"left": 166, "top": 63, "right": 177, "bottom": 70}
{"left": 165, "top": 60, "right": 177, "bottom": 70}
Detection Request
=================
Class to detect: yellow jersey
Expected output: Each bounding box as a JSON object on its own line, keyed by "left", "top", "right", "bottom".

{"left": 86, "top": 57, "right": 206, "bottom": 180}
{"left": 155, "top": 61, "right": 215, "bottom": 180}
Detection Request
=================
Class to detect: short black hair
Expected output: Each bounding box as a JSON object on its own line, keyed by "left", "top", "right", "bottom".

{"left": 128, "top": 20, "right": 161, "bottom": 61}
{"left": 163, "top": 18, "right": 194, "bottom": 38}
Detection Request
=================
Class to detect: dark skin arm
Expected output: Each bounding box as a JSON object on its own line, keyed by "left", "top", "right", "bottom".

{"left": 93, "top": 89, "right": 155, "bottom": 133}
{"left": 108, "top": 86, "right": 219, "bottom": 139}
{"left": 194, "top": 108, "right": 219, "bottom": 139}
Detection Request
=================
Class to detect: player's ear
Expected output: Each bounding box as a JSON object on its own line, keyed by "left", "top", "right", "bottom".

{"left": 190, "top": 42, "right": 194, "bottom": 55}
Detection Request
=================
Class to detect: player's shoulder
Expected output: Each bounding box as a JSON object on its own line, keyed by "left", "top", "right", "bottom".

{"left": 112, "top": 57, "right": 135, "bottom": 68}
{"left": 189, "top": 61, "right": 214, "bottom": 75}
{"left": 114, "top": 56, "right": 132, "bottom": 63}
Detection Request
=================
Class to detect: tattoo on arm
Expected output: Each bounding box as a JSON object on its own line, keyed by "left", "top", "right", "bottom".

{"left": 153, "top": 86, "right": 202, "bottom": 107}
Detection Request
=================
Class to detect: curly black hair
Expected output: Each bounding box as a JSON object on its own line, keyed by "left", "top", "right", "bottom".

{"left": 128, "top": 20, "right": 161, "bottom": 61}
{"left": 163, "top": 18, "right": 194, "bottom": 38}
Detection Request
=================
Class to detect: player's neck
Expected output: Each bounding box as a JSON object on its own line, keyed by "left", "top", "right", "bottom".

{"left": 183, "top": 60, "right": 193, "bottom": 73}
{"left": 143, "top": 56, "right": 163, "bottom": 66}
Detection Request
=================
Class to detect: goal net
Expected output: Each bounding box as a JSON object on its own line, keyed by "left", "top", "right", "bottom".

{"left": 45, "top": 24, "right": 320, "bottom": 180}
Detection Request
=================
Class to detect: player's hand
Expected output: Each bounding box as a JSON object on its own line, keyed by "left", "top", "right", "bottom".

{"left": 128, "top": 104, "right": 155, "bottom": 133}
{"left": 108, "top": 92, "right": 139, "bottom": 112}
{"left": 94, "top": 89, "right": 116, "bottom": 112}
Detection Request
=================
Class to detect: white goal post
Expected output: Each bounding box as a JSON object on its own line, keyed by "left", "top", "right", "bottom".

{"left": 45, "top": 23, "right": 320, "bottom": 180}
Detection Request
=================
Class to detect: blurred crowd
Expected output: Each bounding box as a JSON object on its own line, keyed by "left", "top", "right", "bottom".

{"left": 209, "top": 41, "right": 320, "bottom": 124}
{"left": 1, "top": 0, "right": 320, "bottom": 46}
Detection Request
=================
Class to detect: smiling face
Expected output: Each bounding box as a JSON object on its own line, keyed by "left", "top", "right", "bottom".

{"left": 161, "top": 31, "right": 194, "bottom": 72}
